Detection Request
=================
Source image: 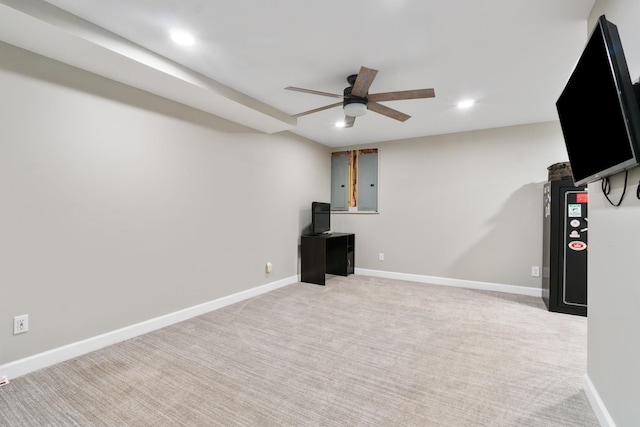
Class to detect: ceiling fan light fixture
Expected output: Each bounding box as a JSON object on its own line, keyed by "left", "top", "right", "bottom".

{"left": 344, "top": 101, "right": 368, "bottom": 117}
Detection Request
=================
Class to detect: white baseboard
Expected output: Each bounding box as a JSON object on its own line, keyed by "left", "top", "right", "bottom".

{"left": 583, "top": 373, "right": 616, "bottom": 427}
{"left": 355, "top": 268, "right": 543, "bottom": 297}
{"left": 0, "top": 275, "right": 298, "bottom": 382}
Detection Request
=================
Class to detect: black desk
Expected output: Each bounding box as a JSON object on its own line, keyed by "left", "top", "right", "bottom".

{"left": 301, "top": 233, "right": 355, "bottom": 285}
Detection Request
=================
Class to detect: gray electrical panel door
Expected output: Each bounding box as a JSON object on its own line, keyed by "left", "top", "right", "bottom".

{"left": 331, "top": 155, "right": 349, "bottom": 211}
{"left": 357, "top": 152, "right": 378, "bottom": 211}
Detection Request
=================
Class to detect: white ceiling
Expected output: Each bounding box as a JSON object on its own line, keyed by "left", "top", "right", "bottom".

{"left": 0, "top": 0, "right": 595, "bottom": 147}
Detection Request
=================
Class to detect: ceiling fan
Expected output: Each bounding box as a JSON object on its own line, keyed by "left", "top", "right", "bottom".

{"left": 285, "top": 66, "right": 435, "bottom": 128}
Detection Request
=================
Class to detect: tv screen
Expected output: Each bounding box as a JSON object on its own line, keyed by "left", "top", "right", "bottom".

{"left": 311, "top": 201, "right": 331, "bottom": 234}
{"left": 556, "top": 15, "right": 640, "bottom": 186}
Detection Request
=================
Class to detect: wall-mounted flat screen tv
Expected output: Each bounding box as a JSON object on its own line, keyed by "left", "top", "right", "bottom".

{"left": 556, "top": 15, "right": 640, "bottom": 186}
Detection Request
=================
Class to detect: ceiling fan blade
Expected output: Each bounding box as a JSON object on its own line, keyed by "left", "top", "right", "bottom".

{"left": 351, "top": 66, "right": 378, "bottom": 97}
{"left": 368, "top": 88, "right": 435, "bottom": 102}
{"left": 368, "top": 101, "right": 411, "bottom": 122}
{"left": 285, "top": 87, "right": 344, "bottom": 98}
{"left": 344, "top": 115, "right": 356, "bottom": 128}
{"left": 292, "top": 102, "right": 343, "bottom": 117}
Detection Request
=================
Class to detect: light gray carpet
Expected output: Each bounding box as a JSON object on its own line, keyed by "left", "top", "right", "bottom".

{"left": 0, "top": 275, "right": 598, "bottom": 426}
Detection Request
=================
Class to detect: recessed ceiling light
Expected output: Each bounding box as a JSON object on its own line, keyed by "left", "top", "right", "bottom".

{"left": 170, "top": 29, "right": 195, "bottom": 46}
{"left": 457, "top": 99, "right": 475, "bottom": 109}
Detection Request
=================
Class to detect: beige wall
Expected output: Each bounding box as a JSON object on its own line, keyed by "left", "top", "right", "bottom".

{"left": 333, "top": 122, "right": 569, "bottom": 288}
{"left": 0, "top": 41, "right": 330, "bottom": 364}
{"left": 586, "top": 0, "right": 640, "bottom": 425}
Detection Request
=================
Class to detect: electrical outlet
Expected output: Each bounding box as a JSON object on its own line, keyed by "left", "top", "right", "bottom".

{"left": 13, "top": 314, "right": 29, "bottom": 335}
{"left": 531, "top": 266, "right": 540, "bottom": 277}
{"left": 378, "top": 253, "right": 384, "bottom": 261}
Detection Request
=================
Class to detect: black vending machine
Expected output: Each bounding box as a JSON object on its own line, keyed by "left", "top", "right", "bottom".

{"left": 542, "top": 178, "right": 588, "bottom": 316}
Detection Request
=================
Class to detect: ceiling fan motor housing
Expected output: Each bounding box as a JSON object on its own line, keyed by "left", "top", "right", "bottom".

{"left": 342, "top": 86, "right": 369, "bottom": 117}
